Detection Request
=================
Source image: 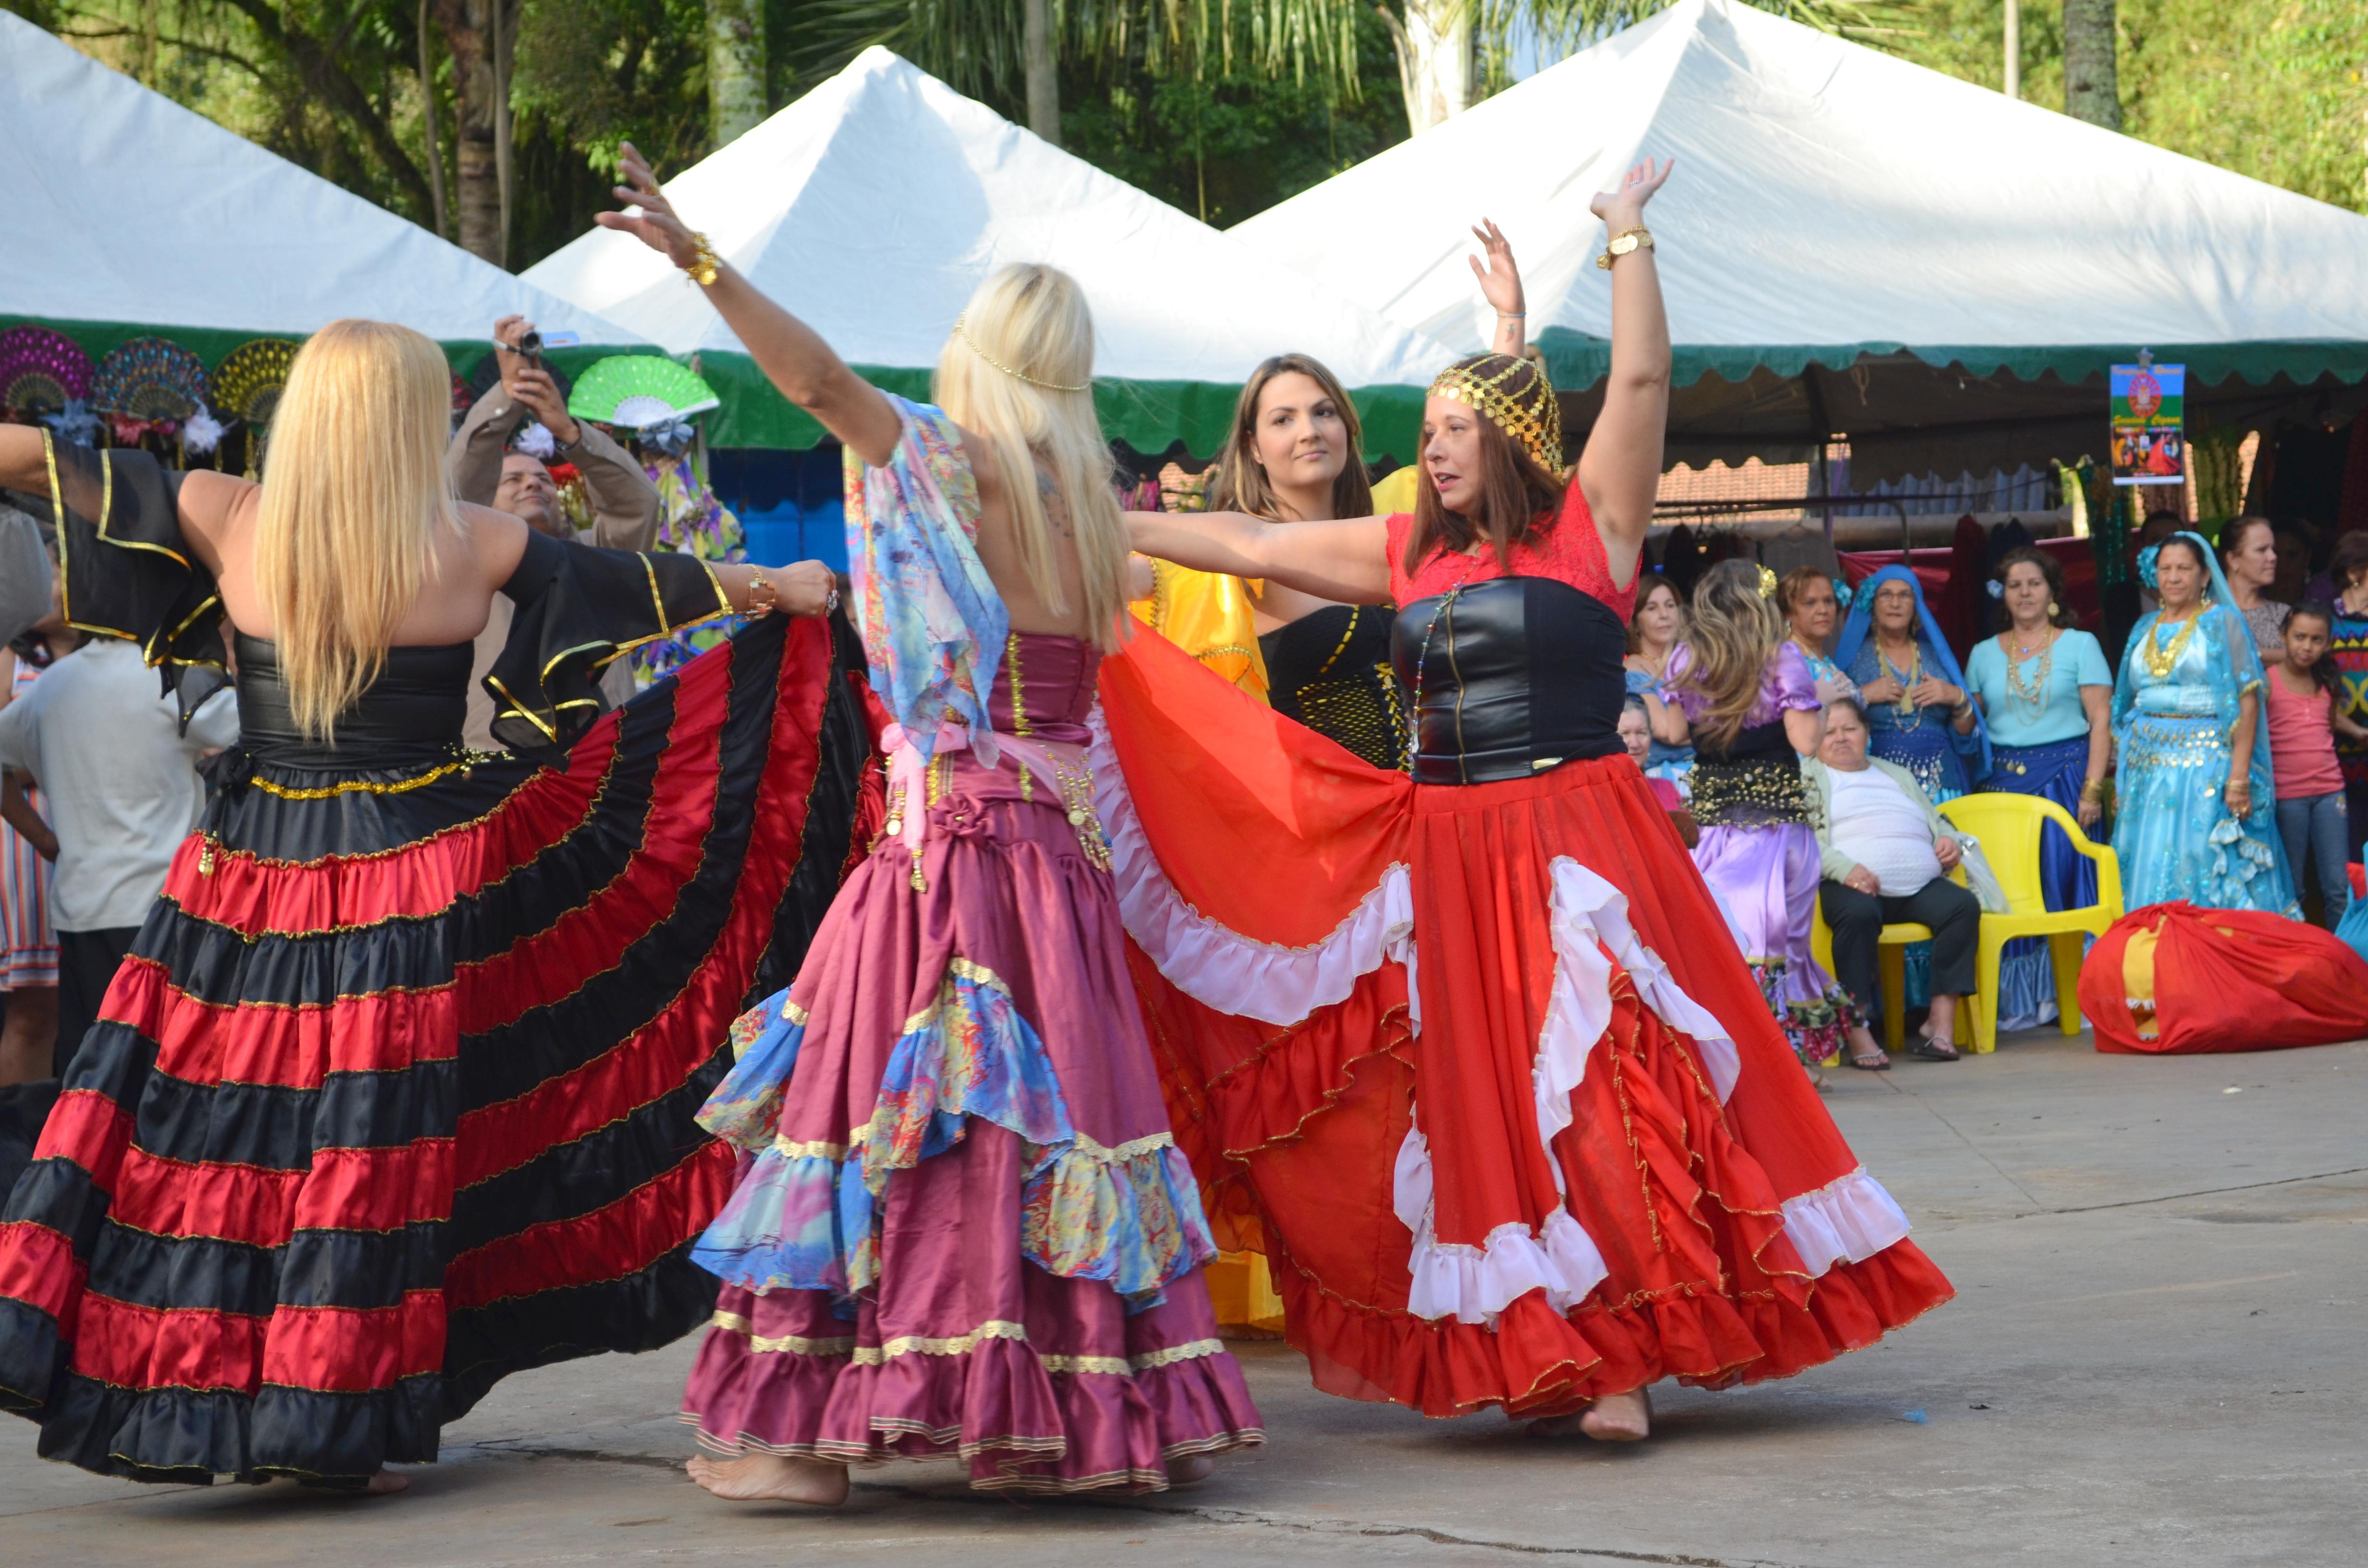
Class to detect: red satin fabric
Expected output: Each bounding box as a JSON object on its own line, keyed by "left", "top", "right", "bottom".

{"left": 2080, "top": 901, "right": 2368, "bottom": 1054}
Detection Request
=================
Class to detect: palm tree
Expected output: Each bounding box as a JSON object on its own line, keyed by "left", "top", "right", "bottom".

{"left": 2060, "top": 0, "right": 2119, "bottom": 128}
{"left": 788, "top": 0, "right": 1913, "bottom": 146}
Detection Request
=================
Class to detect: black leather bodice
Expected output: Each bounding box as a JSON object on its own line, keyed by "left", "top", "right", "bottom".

{"left": 1259, "top": 604, "right": 1407, "bottom": 772}
{"left": 1388, "top": 576, "right": 1628, "bottom": 785}
{"left": 234, "top": 632, "right": 472, "bottom": 770}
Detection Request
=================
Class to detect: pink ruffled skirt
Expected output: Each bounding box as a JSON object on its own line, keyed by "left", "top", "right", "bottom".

{"left": 679, "top": 748, "right": 1263, "bottom": 1491}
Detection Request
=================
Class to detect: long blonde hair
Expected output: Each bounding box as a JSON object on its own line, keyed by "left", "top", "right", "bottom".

{"left": 253, "top": 319, "right": 461, "bottom": 739}
{"left": 934, "top": 264, "right": 1128, "bottom": 650}
{"left": 1673, "top": 559, "right": 1786, "bottom": 751}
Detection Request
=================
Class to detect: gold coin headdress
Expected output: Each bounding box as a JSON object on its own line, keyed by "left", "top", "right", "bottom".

{"left": 1428, "top": 353, "right": 1562, "bottom": 473}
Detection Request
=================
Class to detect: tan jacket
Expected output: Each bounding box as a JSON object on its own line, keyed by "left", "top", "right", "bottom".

{"left": 450, "top": 384, "right": 662, "bottom": 751}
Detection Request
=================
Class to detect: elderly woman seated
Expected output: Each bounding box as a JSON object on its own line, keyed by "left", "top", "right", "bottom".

{"left": 1805, "top": 697, "right": 1980, "bottom": 1067}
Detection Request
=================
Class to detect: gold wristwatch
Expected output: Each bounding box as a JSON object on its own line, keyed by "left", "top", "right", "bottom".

{"left": 1596, "top": 226, "right": 1654, "bottom": 270}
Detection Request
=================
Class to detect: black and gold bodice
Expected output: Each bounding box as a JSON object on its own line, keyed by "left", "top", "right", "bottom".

{"left": 233, "top": 634, "right": 471, "bottom": 770}
{"left": 42, "top": 439, "right": 740, "bottom": 760}
{"left": 1387, "top": 576, "right": 1628, "bottom": 786}
{"left": 1259, "top": 604, "right": 1408, "bottom": 772}
{"left": 1686, "top": 715, "right": 1812, "bottom": 828}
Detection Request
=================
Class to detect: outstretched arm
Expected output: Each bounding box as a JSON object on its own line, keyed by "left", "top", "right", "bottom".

{"left": 595, "top": 143, "right": 901, "bottom": 468}
{"left": 1575, "top": 158, "right": 1674, "bottom": 594}
{"left": 1127, "top": 510, "right": 1391, "bottom": 605}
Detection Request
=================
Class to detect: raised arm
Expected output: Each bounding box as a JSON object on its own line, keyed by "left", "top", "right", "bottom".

{"left": 596, "top": 143, "right": 901, "bottom": 468}
{"left": 1469, "top": 219, "right": 1527, "bottom": 358}
{"left": 1574, "top": 158, "right": 1674, "bottom": 593}
{"left": 1127, "top": 510, "right": 1391, "bottom": 605}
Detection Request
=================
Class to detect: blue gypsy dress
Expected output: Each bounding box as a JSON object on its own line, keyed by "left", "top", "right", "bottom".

{"left": 2111, "top": 603, "right": 2298, "bottom": 917}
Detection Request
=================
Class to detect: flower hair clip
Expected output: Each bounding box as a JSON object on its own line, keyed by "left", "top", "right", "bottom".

{"left": 2136, "top": 544, "right": 2162, "bottom": 590}
{"left": 1756, "top": 564, "right": 1778, "bottom": 599}
{"left": 1986, "top": 578, "right": 2005, "bottom": 600}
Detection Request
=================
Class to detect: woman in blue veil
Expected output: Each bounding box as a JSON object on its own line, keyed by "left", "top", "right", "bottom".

{"left": 1834, "top": 566, "right": 1990, "bottom": 802}
{"left": 2111, "top": 533, "right": 2298, "bottom": 915}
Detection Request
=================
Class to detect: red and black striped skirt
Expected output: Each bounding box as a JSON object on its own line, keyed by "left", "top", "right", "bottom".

{"left": 0, "top": 612, "right": 879, "bottom": 1485}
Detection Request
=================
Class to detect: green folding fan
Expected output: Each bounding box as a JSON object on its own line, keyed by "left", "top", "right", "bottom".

{"left": 566, "top": 356, "right": 720, "bottom": 429}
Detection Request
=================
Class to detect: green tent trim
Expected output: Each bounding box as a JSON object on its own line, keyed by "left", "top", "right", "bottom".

{"left": 6, "top": 318, "right": 1430, "bottom": 463}
{"left": 692, "top": 349, "right": 1429, "bottom": 464}
{"left": 1533, "top": 327, "right": 2368, "bottom": 396}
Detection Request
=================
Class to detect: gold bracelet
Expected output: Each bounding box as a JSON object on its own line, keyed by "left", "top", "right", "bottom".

{"left": 2080, "top": 779, "right": 2106, "bottom": 801}
{"left": 745, "top": 567, "right": 777, "bottom": 615}
{"left": 1595, "top": 225, "right": 1654, "bottom": 270}
{"left": 682, "top": 231, "right": 720, "bottom": 287}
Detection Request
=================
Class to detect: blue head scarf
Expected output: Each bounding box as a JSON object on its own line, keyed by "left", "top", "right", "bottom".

{"left": 1833, "top": 564, "right": 1991, "bottom": 780}
{"left": 2113, "top": 531, "right": 2276, "bottom": 769}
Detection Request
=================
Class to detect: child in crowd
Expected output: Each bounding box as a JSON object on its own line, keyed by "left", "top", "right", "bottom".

{"left": 1621, "top": 693, "right": 1696, "bottom": 845}
{"left": 2267, "top": 602, "right": 2368, "bottom": 926}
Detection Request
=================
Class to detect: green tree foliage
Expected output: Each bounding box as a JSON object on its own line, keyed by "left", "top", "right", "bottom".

{"left": 1895, "top": 0, "right": 2365, "bottom": 211}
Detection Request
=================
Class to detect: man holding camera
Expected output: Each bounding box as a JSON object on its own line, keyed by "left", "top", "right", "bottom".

{"left": 452, "top": 315, "right": 662, "bottom": 750}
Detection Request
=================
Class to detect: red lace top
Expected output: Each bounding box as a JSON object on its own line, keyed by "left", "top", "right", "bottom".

{"left": 1384, "top": 481, "right": 1636, "bottom": 620}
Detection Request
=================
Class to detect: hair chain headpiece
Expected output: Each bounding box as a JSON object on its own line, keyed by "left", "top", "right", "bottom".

{"left": 1428, "top": 356, "right": 1562, "bottom": 473}
{"left": 954, "top": 314, "right": 1091, "bottom": 393}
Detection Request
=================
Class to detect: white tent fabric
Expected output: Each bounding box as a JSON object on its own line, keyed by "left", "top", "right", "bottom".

{"left": 523, "top": 48, "right": 1452, "bottom": 390}
{"left": 0, "top": 12, "right": 643, "bottom": 345}
{"left": 1232, "top": 0, "right": 2368, "bottom": 373}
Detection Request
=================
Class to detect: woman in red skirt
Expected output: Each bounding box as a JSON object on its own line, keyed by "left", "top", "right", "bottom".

{"left": 1114, "top": 158, "right": 1951, "bottom": 1441}
{"left": 0, "top": 323, "right": 867, "bottom": 1491}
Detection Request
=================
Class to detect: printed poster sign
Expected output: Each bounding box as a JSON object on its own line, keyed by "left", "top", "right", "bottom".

{"left": 2110, "top": 361, "right": 2184, "bottom": 487}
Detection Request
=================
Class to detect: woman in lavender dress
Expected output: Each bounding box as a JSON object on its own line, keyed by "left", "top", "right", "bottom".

{"left": 1656, "top": 561, "right": 1861, "bottom": 1069}
{"left": 596, "top": 148, "right": 1259, "bottom": 1504}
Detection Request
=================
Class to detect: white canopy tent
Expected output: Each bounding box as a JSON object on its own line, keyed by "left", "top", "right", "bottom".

{"left": 1232, "top": 0, "right": 2368, "bottom": 480}
{"left": 524, "top": 48, "right": 1456, "bottom": 456}
{"left": 0, "top": 12, "right": 645, "bottom": 357}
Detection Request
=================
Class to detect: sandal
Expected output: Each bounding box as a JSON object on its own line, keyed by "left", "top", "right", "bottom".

{"left": 1910, "top": 1038, "right": 1961, "bottom": 1061}
{"left": 1850, "top": 1047, "right": 1891, "bottom": 1070}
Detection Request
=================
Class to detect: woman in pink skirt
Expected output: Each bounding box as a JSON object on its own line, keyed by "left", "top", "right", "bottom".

{"left": 595, "top": 148, "right": 1261, "bottom": 1505}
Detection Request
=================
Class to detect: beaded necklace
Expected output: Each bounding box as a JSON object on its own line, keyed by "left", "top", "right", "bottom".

{"left": 1876, "top": 637, "right": 1923, "bottom": 730}
{"left": 2000, "top": 626, "right": 2058, "bottom": 722}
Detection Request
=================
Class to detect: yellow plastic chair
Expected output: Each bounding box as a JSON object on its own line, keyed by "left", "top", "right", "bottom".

{"left": 1934, "top": 793, "right": 2125, "bottom": 1053}
{"left": 1812, "top": 865, "right": 1983, "bottom": 1058}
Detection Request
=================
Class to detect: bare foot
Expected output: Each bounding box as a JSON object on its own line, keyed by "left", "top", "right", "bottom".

{"left": 687, "top": 1451, "right": 849, "bottom": 1505}
{"left": 1165, "top": 1452, "right": 1215, "bottom": 1486}
{"left": 1579, "top": 1388, "right": 1651, "bottom": 1442}
{"left": 364, "top": 1468, "right": 410, "bottom": 1495}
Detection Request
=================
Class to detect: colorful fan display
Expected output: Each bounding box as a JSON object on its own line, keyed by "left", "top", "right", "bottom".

{"left": 212, "top": 338, "right": 301, "bottom": 428}
{"left": 567, "top": 355, "right": 720, "bottom": 429}
{"left": 0, "top": 326, "right": 95, "bottom": 415}
{"left": 92, "top": 336, "right": 210, "bottom": 422}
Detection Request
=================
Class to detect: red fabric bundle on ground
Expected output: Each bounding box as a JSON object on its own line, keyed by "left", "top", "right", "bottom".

{"left": 2079, "top": 901, "right": 2368, "bottom": 1054}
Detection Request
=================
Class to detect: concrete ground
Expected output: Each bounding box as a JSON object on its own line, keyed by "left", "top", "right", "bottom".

{"left": 7, "top": 1027, "right": 2365, "bottom": 1567}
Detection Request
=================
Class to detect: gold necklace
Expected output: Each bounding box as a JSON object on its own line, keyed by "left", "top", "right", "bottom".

{"left": 1877, "top": 639, "right": 1922, "bottom": 728}
{"left": 2001, "top": 627, "right": 2057, "bottom": 719}
{"left": 2140, "top": 609, "right": 2202, "bottom": 681}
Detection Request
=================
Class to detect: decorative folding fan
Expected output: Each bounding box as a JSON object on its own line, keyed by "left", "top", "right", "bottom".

{"left": 212, "top": 339, "right": 300, "bottom": 429}
{"left": 0, "top": 326, "right": 95, "bottom": 415}
{"left": 567, "top": 355, "right": 720, "bottom": 429}
{"left": 92, "top": 337, "right": 210, "bottom": 421}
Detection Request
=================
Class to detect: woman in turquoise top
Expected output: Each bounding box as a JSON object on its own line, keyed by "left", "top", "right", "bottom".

{"left": 1963, "top": 548, "right": 2114, "bottom": 1028}
{"left": 2112, "top": 533, "right": 2297, "bottom": 916}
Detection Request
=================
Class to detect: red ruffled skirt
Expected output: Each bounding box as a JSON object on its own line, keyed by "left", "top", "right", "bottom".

{"left": 0, "top": 615, "right": 876, "bottom": 1484}
{"left": 1098, "top": 630, "right": 1953, "bottom": 1418}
